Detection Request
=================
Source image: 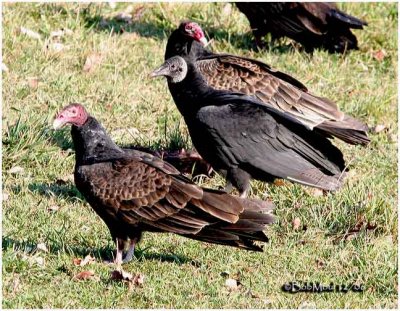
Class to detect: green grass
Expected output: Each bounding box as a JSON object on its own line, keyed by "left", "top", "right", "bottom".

{"left": 2, "top": 2, "right": 398, "bottom": 308}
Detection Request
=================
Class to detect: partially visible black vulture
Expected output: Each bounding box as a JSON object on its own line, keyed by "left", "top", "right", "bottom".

{"left": 152, "top": 56, "right": 348, "bottom": 197}
{"left": 53, "top": 103, "right": 275, "bottom": 264}
{"left": 165, "top": 21, "right": 370, "bottom": 146}
{"left": 235, "top": 2, "right": 367, "bottom": 53}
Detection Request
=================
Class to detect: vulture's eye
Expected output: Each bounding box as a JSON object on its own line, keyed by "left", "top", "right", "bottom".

{"left": 72, "top": 109, "right": 76, "bottom": 114}
{"left": 171, "top": 64, "right": 176, "bottom": 69}
{"left": 178, "top": 68, "right": 183, "bottom": 72}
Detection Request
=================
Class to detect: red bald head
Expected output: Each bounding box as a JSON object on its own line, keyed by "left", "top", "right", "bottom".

{"left": 179, "top": 21, "right": 208, "bottom": 46}
{"left": 53, "top": 103, "right": 88, "bottom": 129}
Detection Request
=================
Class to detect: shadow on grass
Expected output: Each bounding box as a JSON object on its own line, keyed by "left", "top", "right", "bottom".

{"left": 28, "top": 182, "right": 83, "bottom": 203}
{"left": 2, "top": 236, "right": 197, "bottom": 266}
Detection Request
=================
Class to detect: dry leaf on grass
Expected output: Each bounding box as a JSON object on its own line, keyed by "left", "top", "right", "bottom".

{"left": 110, "top": 269, "right": 144, "bottom": 290}
{"left": 50, "top": 28, "right": 73, "bottom": 39}
{"left": 73, "top": 270, "right": 97, "bottom": 281}
{"left": 2, "top": 63, "right": 9, "bottom": 72}
{"left": 44, "top": 42, "right": 65, "bottom": 54}
{"left": 373, "top": 124, "right": 386, "bottom": 133}
{"left": 27, "top": 77, "right": 39, "bottom": 89}
{"left": 292, "top": 217, "right": 301, "bottom": 230}
{"left": 2, "top": 192, "right": 9, "bottom": 202}
{"left": 273, "top": 179, "right": 286, "bottom": 186}
{"left": 115, "top": 12, "right": 133, "bottom": 24}
{"left": 73, "top": 254, "right": 96, "bottom": 267}
{"left": 18, "top": 27, "right": 41, "bottom": 40}
{"left": 306, "top": 187, "right": 324, "bottom": 197}
{"left": 373, "top": 49, "right": 387, "bottom": 62}
{"left": 36, "top": 242, "right": 48, "bottom": 253}
{"left": 8, "top": 166, "right": 24, "bottom": 174}
{"left": 47, "top": 205, "right": 60, "bottom": 213}
{"left": 225, "top": 278, "right": 240, "bottom": 290}
{"left": 83, "top": 53, "right": 103, "bottom": 73}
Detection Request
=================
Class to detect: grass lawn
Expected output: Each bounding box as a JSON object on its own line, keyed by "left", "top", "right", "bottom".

{"left": 2, "top": 2, "right": 398, "bottom": 308}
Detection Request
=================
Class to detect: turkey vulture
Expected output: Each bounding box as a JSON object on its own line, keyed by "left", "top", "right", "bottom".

{"left": 53, "top": 103, "right": 275, "bottom": 264}
{"left": 165, "top": 21, "right": 370, "bottom": 146}
{"left": 152, "top": 56, "right": 348, "bottom": 197}
{"left": 235, "top": 2, "right": 367, "bottom": 53}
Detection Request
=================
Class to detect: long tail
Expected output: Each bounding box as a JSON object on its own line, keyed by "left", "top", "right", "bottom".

{"left": 183, "top": 195, "right": 275, "bottom": 251}
{"left": 317, "top": 115, "right": 370, "bottom": 146}
{"left": 329, "top": 8, "right": 368, "bottom": 29}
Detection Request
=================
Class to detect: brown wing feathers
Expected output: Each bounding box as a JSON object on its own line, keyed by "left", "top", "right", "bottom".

{"left": 197, "top": 55, "right": 369, "bottom": 144}
{"left": 87, "top": 158, "right": 274, "bottom": 250}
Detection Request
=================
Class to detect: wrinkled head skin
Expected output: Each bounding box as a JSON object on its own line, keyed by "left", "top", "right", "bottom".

{"left": 53, "top": 103, "right": 88, "bottom": 129}
{"left": 151, "top": 56, "right": 188, "bottom": 83}
{"left": 179, "top": 21, "right": 208, "bottom": 46}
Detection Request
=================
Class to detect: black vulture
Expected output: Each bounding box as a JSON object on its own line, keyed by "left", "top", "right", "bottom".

{"left": 164, "top": 21, "right": 370, "bottom": 146}
{"left": 152, "top": 56, "right": 349, "bottom": 197}
{"left": 53, "top": 103, "right": 275, "bottom": 264}
{"left": 235, "top": 2, "right": 367, "bottom": 53}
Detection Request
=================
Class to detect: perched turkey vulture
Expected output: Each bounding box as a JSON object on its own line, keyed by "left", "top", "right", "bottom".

{"left": 235, "top": 2, "right": 367, "bottom": 53}
{"left": 152, "top": 56, "right": 349, "bottom": 197}
{"left": 53, "top": 104, "right": 275, "bottom": 264}
{"left": 165, "top": 21, "right": 370, "bottom": 146}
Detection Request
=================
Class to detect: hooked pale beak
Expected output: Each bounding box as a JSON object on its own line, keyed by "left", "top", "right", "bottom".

{"left": 199, "top": 37, "right": 208, "bottom": 46}
{"left": 150, "top": 63, "right": 170, "bottom": 78}
{"left": 52, "top": 117, "right": 65, "bottom": 130}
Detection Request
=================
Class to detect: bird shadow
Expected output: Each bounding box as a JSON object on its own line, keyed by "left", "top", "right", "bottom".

{"left": 2, "top": 236, "right": 198, "bottom": 267}
{"left": 28, "top": 181, "right": 83, "bottom": 203}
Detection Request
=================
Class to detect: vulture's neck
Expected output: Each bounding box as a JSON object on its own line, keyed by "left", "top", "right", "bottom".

{"left": 165, "top": 32, "right": 212, "bottom": 60}
{"left": 168, "top": 63, "right": 221, "bottom": 117}
{"left": 71, "top": 117, "right": 124, "bottom": 166}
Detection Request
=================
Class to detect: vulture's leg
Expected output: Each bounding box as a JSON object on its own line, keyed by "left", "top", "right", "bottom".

{"left": 224, "top": 181, "right": 233, "bottom": 193}
{"left": 239, "top": 189, "right": 249, "bottom": 198}
{"left": 115, "top": 238, "right": 125, "bottom": 268}
{"left": 122, "top": 238, "right": 138, "bottom": 263}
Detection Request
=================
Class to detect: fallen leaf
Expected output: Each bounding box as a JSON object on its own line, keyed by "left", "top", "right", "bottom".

{"left": 8, "top": 166, "right": 24, "bottom": 174}
{"left": 389, "top": 133, "right": 397, "bottom": 142}
{"left": 27, "top": 77, "right": 39, "bottom": 89}
{"left": 73, "top": 254, "right": 96, "bottom": 267}
{"left": 2, "top": 192, "right": 9, "bottom": 201}
{"left": 73, "top": 270, "right": 96, "bottom": 281}
{"left": 50, "top": 28, "right": 73, "bottom": 39}
{"left": 373, "top": 49, "right": 387, "bottom": 62}
{"left": 132, "top": 6, "right": 146, "bottom": 20}
{"left": 19, "top": 26, "right": 41, "bottom": 40}
{"left": 47, "top": 205, "right": 60, "bottom": 213}
{"left": 292, "top": 217, "right": 301, "bottom": 230}
{"left": 306, "top": 188, "right": 324, "bottom": 197}
{"left": 273, "top": 179, "right": 285, "bottom": 186}
{"left": 12, "top": 275, "right": 21, "bottom": 293}
{"left": 36, "top": 242, "right": 48, "bottom": 253}
{"left": 83, "top": 53, "right": 103, "bottom": 73}
{"left": 2, "top": 63, "right": 9, "bottom": 72}
{"left": 45, "top": 42, "right": 65, "bottom": 53}
{"left": 56, "top": 174, "right": 74, "bottom": 185}
{"left": 374, "top": 124, "right": 386, "bottom": 133}
{"left": 222, "top": 3, "right": 232, "bottom": 16}
{"left": 110, "top": 269, "right": 144, "bottom": 289}
{"left": 115, "top": 12, "right": 133, "bottom": 24}
{"left": 225, "top": 278, "right": 239, "bottom": 290}
{"left": 315, "top": 259, "right": 324, "bottom": 269}
{"left": 32, "top": 256, "right": 45, "bottom": 266}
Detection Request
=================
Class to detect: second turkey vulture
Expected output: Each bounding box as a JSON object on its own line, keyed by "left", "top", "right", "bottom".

{"left": 235, "top": 2, "right": 368, "bottom": 53}
{"left": 165, "top": 21, "right": 370, "bottom": 146}
{"left": 53, "top": 104, "right": 275, "bottom": 264}
{"left": 152, "top": 56, "right": 348, "bottom": 197}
